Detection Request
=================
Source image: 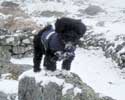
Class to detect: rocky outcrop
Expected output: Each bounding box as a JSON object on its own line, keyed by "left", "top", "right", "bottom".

{"left": 80, "top": 32, "right": 125, "bottom": 69}
{"left": 84, "top": 5, "right": 105, "bottom": 16}
{"left": 0, "top": 1, "right": 40, "bottom": 81}
{"left": 0, "top": 92, "right": 7, "bottom": 100}
{"left": 1, "top": 1, "right": 19, "bottom": 8}
{"left": 41, "top": 10, "right": 64, "bottom": 17}
{"left": 0, "top": 62, "right": 32, "bottom": 79}
{"left": 0, "top": 1, "right": 40, "bottom": 59}
{"left": 0, "top": 28, "right": 36, "bottom": 58}
{"left": 0, "top": 28, "right": 33, "bottom": 79}
{"left": 0, "top": 92, "right": 17, "bottom": 100}
{"left": 18, "top": 69, "right": 115, "bottom": 100}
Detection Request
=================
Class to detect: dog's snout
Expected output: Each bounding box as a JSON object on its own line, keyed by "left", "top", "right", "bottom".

{"left": 65, "top": 42, "right": 73, "bottom": 48}
{"left": 65, "top": 42, "right": 76, "bottom": 52}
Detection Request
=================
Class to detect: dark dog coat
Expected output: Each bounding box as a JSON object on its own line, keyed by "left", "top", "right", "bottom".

{"left": 41, "top": 25, "right": 75, "bottom": 61}
{"left": 41, "top": 26, "right": 63, "bottom": 51}
{"left": 33, "top": 17, "right": 86, "bottom": 72}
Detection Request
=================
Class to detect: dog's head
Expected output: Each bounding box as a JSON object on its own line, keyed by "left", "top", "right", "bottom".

{"left": 60, "top": 30, "right": 79, "bottom": 45}
{"left": 55, "top": 17, "right": 87, "bottom": 46}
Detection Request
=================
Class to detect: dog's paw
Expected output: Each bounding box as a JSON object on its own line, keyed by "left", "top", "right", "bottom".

{"left": 33, "top": 68, "right": 41, "bottom": 72}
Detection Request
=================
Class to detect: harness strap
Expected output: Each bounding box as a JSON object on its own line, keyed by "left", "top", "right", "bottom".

{"left": 46, "top": 31, "right": 55, "bottom": 40}
{"left": 41, "top": 30, "right": 55, "bottom": 51}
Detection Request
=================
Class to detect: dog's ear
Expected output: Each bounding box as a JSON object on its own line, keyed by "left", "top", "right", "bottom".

{"left": 56, "top": 18, "right": 59, "bottom": 22}
{"left": 55, "top": 18, "right": 65, "bottom": 33}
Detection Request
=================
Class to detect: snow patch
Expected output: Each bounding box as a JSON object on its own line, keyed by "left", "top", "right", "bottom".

{"left": 62, "top": 83, "right": 73, "bottom": 95}
{"left": 0, "top": 79, "right": 18, "bottom": 94}
{"left": 10, "top": 48, "right": 125, "bottom": 100}
{"left": 10, "top": 57, "right": 33, "bottom": 65}
{"left": 72, "top": 48, "right": 125, "bottom": 100}
{"left": 19, "top": 69, "right": 65, "bottom": 86}
{"left": 74, "top": 87, "right": 82, "bottom": 96}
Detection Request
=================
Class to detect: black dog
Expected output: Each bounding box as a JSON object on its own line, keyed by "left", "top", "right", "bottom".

{"left": 33, "top": 17, "right": 86, "bottom": 72}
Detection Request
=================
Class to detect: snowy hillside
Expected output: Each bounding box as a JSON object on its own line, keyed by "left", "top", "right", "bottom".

{"left": 0, "top": 0, "right": 125, "bottom": 100}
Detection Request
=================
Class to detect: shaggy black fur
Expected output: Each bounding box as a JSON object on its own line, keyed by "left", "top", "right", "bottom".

{"left": 33, "top": 17, "right": 86, "bottom": 72}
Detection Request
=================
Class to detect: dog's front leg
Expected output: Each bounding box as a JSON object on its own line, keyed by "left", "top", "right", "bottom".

{"left": 62, "top": 55, "right": 74, "bottom": 71}
{"left": 33, "top": 52, "right": 43, "bottom": 72}
{"left": 43, "top": 54, "right": 58, "bottom": 71}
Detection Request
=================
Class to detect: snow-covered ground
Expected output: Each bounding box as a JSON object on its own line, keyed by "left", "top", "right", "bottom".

{"left": 72, "top": 48, "right": 125, "bottom": 100}
{"left": 10, "top": 48, "right": 125, "bottom": 100}
{"left": 0, "top": 79, "right": 18, "bottom": 94}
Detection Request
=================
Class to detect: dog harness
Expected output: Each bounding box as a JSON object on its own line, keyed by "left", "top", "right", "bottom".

{"left": 41, "top": 30, "right": 55, "bottom": 51}
{"left": 41, "top": 26, "right": 75, "bottom": 60}
{"left": 41, "top": 27, "right": 64, "bottom": 52}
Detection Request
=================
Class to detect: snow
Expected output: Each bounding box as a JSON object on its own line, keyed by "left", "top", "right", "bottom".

{"left": 72, "top": 48, "right": 125, "bottom": 100}
{"left": 73, "top": 87, "right": 82, "bottom": 96}
{"left": 62, "top": 83, "right": 73, "bottom": 95}
{"left": 19, "top": 69, "right": 82, "bottom": 96}
{"left": 93, "top": 22, "right": 125, "bottom": 41}
{"left": 0, "top": 79, "right": 18, "bottom": 94}
{"left": 19, "top": 69, "right": 65, "bottom": 86}
{"left": 10, "top": 57, "right": 33, "bottom": 65}
{"left": 89, "top": 0, "right": 125, "bottom": 8}
{"left": 0, "top": 0, "right": 125, "bottom": 100}
{"left": 20, "top": 0, "right": 79, "bottom": 16}
{"left": 10, "top": 48, "right": 125, "bottom": 100}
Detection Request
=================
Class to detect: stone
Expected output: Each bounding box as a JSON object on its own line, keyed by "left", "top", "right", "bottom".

{"left": 0, "top": 62, "right": 32, "bottom": 80}
{"left": 85, "top": 5, "right": 105, "bottom": 16}
{"left": 18, "top": 69, "right": 115, "bottom": 100}
{"left": 0, "top": 28, "right": 12, "bottom": 35}
{"left": 1, "top": 1, "right": 19, "bottom": 8}
{"left": 96, "top": 21, "right": 105, "bottom": 27}
{"left": 12, "top": 45, "right": 32, "bottom": 58}
{"left": 0, "top": 46, "right": 11, "bottom": 62}
{"left": 100, "top": 96, "right": 115, "bottom": 100}
{"left": 0, "top": 92, "right": 7, "bottom": 100}
{"left": 81, "top": 32, "right": 125, "bottom": 69}
{"left": 0, "top": 92, "right": 17, "bottom": 100}
{"left": 22, "top": 39, "right": 30, "bottom": 44}
{"left": 41, "top": 11, "right": 64, "bottom": 17}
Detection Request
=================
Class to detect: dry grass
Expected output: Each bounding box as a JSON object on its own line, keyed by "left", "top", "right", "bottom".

{"left": 0, "top": 5, "right": 40, "bottom": 32}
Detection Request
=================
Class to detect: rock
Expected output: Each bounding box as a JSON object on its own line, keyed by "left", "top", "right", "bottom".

{"left": 0, "top": 92, "right": 7, "bottom": 100}
{"left": 81, "top": 32, "right": 125, "bottom": 69}
{"left": 0, "top": 4, "right": 27, "bottom": 18}
{"left": 100, "top": 96, "right": 115, "bottom": 100}
{"left": 18, "top": 69, "right": 114, "bottom": 100}
{"left": 1, "top": 1, "right": 19, "bottom": 8}
{"left": 123, "top": 9, "right": 125, "bottom": 13}
{"left": 85, "top": 5, "right": 105, "bottom": 16}
{"left": 41, "top": 11, "right": 64, "bottom": 17}
{"left": 0, "top": 28, "right": 12, "bottom": 35}
{"left": 96, "top": 21, "right": 105, "bottom": 27}
{"left": 22, "top": 38, "right": 30, "bottom": 44}
{"left": 0, "top": 28, "right": 34, "bottom": 58}
{"left": 3, "top": 17, "right": 40, "bottom": 32}
{"left": 0, "top": 1, "right": 39, "bottom": 31}
{"left": 0, "top": 46, "right": 11, "bottom": 62}
{"left": 0, "top": 62, "right": 32, "bottom": 80}
{"left": 12, "top": 45, "right": 31, "bottom": 55}
{"left": 0, "top": 91, "right": 17, "bottom": 100}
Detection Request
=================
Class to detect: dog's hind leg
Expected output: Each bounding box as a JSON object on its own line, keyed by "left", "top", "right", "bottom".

{"left": 33, "top": 35, "right": 44, "bottom": 72}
